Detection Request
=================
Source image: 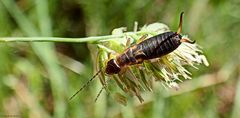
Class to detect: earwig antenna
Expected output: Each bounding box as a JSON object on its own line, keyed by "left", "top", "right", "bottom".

{"left": 180, "top": 38, "right": 196, "bottom": 44}
{"left": 69, "top": 70, "right": 102, "bottom": 101}
{"left": 177, "top": 12, "right": 184, "bottom": 34}
{"left": 94, "top": 79, "right": 110, "bottom": 102}
{"left": 94, "top": 85, "right": 105, "bottom": 102}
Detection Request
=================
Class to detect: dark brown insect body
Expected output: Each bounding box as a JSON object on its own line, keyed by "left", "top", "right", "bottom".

{"left": 69, "top": 12, "right": 195, "bottom": 101}
{"left": 106, "top": 12, "right": 195, "bottom": 75}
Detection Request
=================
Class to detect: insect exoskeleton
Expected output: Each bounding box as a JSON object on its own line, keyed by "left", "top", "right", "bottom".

{"left": 69, "top": 12, "right": 197, "bottom": 103}
{"left": 105, "top": 12, "right": 195, "bottom": 75}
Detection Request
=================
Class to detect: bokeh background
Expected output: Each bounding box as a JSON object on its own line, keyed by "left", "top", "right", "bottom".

{"left": 0, "top": 0, "right": 240, "bottom": 118}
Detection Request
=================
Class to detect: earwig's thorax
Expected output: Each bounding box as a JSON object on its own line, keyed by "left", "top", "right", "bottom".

{"left": 105, "top": 59, "right": 121, "bottom": 75}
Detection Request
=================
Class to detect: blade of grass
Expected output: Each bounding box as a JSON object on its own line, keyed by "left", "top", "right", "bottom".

{"left": 231, "top": 56, "right": 240, "bottom": 118}
{"left": 35, "top": 0, "right": 68, "bottom": 118}
{"left": 231, "top": 75, "right": 240, "bottom": 118}
{"left": 152, "top": 85, "right": 166, "bottom": 118}
{"left": 1, "top": 0, "right": 67, "bottom": 117}
{"left": 0, "top": 1, "right": 49, "bottom": 118}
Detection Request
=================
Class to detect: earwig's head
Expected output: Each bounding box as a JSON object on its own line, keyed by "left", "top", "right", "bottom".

{"left": 105, "top": 59, "right": 121, "bottom": 75}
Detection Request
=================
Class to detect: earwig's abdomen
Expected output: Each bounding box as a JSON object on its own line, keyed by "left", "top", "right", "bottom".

{"left": 116, "top": 32, "right": 182, "bottom": 67}
{"left": 138, "top": 32, "right": 181, "bottom": 59}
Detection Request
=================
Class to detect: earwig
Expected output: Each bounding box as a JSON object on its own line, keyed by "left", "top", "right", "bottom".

{"left": 105, "top": 12, "right": 195, "bottom": 74}
{"left": 69, "top": 12, "right": 195, "bottom": 101}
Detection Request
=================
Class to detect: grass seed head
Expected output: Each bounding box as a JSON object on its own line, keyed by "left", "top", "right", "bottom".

{"left": 95, "top": 22, "right": 209, "bottom": 103}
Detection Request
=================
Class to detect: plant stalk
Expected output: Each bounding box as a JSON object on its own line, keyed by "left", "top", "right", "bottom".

{"left": 0, "top": 31, "right": 150, "bottom": 43}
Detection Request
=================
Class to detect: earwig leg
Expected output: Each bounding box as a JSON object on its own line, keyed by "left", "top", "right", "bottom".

{"left": 125, "top": 37, "right": 131, "bottom": 47}
{"left": 137, "top": 34, "right": 148, "bottom": 44}
{"left": 124, "top": 67, "right": 144, "bottom": 102}
{"left": 134, "top": 51, "right": 146, "bottom": 64}
{"left": 124, "top": 34, "right": 147, "bottom": 49}
{"left": 119, "top": 67, "right": 128, "bottom": 75}
{"left": 107, "top": 52, "right": 118, "bottom": 59}
{"left": 134, "top": 50, "right": 146, "bottom": 57}
{"left": 134, "top": 64, "right": 144, "bottom": 70}
{"left": 180, "top": 38, "right": 196, "bottom": 44}
{"left": 107, "top": 52, "right": 112, "bottom": 59}
{"left": 94, "top": 85, "right": 105, "bottom": 102}
{"left": 177, "top": 12, "right": 184, "bottom": 34}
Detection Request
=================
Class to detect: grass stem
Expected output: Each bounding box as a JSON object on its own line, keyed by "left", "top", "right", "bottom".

{"left": 0, "top": 31, "right": 150, "bottom": 43}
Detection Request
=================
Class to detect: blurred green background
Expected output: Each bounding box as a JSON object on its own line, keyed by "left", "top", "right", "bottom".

{"left": 0, "top": 0, "right": 240, "bottom": 118}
